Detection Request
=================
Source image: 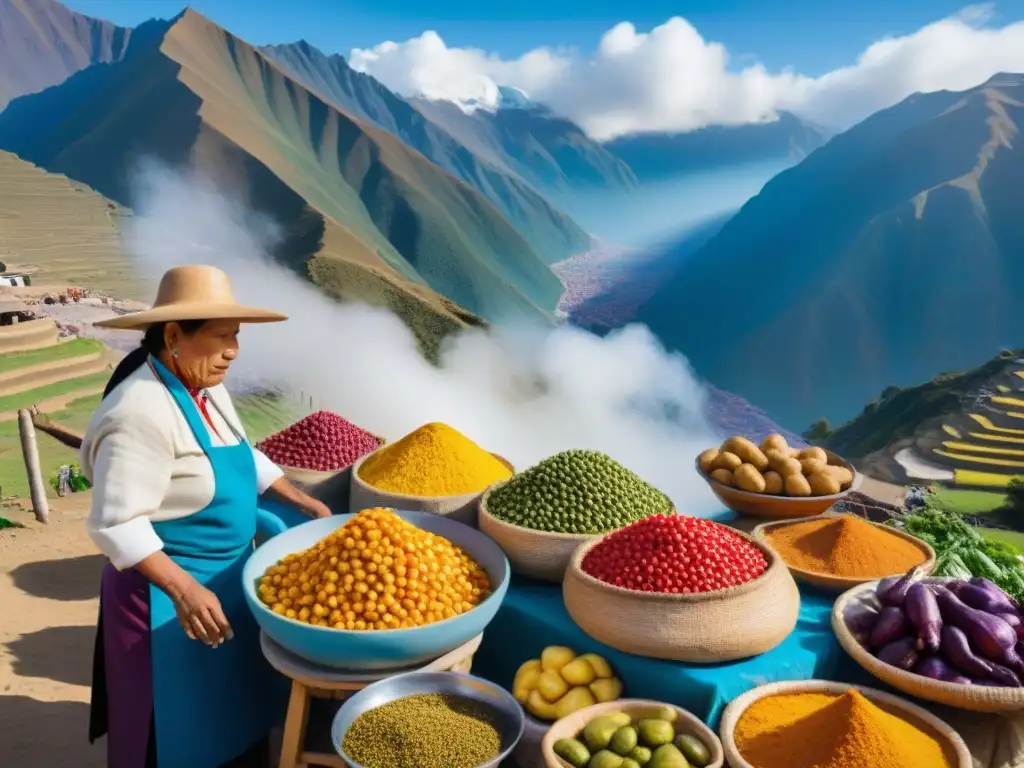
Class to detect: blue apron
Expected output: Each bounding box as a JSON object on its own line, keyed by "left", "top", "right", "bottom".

{"left": 148, "top": 357, "right": 283, "bottom": 767}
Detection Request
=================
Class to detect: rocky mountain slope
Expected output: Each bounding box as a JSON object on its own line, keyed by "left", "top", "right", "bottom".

{"left": 0, "top": 0, "right": 130, "bottom": 111}
{"left": 635, "top": 73, "right": 1024, "bottom": 430}
{"left": 0, "top": 8, "right": 568, "bottom": 352}
{"left": 261, "top": 41, "right": 592, "bottom": 263}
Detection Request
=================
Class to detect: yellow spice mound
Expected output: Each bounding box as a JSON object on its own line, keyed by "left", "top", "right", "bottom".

{"left": 257, "top": 508, "right": 492, "bottom": 630}
{"left": 735, "top": 690, "right": 951, "bottom": 768}
{"left": 764, "top": 515, "right": 926, "bottom": 578}
{"left": 358, "top": 422, "right": 511, "bottom": 496}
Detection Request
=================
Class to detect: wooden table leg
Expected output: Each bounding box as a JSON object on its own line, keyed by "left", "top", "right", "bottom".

{"left": 279, "top": 680, "right": 310, "bottom": 768}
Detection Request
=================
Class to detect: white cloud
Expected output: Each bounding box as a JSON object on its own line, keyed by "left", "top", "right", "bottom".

{"left": 349, "top": 4, "right": 1024, "bottom": 140}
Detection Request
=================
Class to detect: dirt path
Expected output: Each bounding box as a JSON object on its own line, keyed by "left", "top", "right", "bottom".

{"left": 0, "top": 494, "right": 106, "bottom": 767}
{"left": 0, "top": 384, "right": 105, "bottom": 422}
{"left": 858, "top": 475, "right": 909, "bottom": 507}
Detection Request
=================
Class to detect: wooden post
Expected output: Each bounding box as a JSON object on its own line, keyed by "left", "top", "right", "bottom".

{"left": 18, "top": 409, "right": 48, "bottom": 523}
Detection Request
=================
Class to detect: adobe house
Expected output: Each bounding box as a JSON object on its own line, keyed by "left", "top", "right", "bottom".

{"left": 0, "top": 297, "right": 33, "bottom": 325}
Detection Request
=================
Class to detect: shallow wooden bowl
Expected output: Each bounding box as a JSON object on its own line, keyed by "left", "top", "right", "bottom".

{"left": 751, "top": 514, "right": 935, "bottom": 593}
{"left": 695, "top": 449, "right": 860, "bottom": 519}
{"left": 719, "top": 680, "right": 971, "bottom": 768}
{"left": 833, "top": 579, "right": 1024, "bottom": 712}
{"left": 541, "top": 699, "right": 724, "bottom": 768}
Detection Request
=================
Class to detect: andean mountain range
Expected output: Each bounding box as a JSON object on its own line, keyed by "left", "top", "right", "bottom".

{"left": 2, "top": 0, "right": 1019, "bottom": 441}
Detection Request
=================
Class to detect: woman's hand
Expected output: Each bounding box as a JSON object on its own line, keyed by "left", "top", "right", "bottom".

{"left": 265, "top": 476, "right": 333, "bottom": 519}
{"left": 173, "top": 579, "right": 233, "bottom": 647}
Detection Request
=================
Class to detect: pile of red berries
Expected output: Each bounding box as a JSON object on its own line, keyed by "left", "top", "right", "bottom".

{"left": 257, "top": 411, "right": 381, "bottom": 472}
{"left": 581, "top": 514, "right": 768, "bottom": 594}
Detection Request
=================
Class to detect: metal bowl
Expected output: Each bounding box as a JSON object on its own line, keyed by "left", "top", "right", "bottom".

{"left": 331, "top": 671, "right": 526, "bottom": 768}
{"left": 242, "top": 511, "right": 510, "bottom": 670}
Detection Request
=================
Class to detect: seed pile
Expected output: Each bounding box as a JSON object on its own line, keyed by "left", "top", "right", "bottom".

{"left": 256, "top": 411, "right": 381, "bottom": 472}
{"left": 764, "top": 515, "right": 926, "bottom": 578}
{"left": 486, "top": 450, "right": 670, "bottom": 534}
{"left": 358, "top": 422, "right": 511, "bottom": 497}
{"left": 735, "top": 689, "right": 950, "bottom": 768}
{"left": 582, "top": 514, "right": 768, "bottom": 593}
{"left": 257, "top": 508, "right": 492, "bottom": 629}
{"left": 342, "top": 693, "right": 503, "bottom": 768}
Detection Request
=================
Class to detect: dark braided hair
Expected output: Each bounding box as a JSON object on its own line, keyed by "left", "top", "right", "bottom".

{"left": 103, "top": 320, "right": 207, "bottom": 399}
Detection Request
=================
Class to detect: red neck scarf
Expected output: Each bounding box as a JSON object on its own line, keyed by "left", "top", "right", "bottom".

{"left": 187, "top": 387, "right": 223, "bottom": 441}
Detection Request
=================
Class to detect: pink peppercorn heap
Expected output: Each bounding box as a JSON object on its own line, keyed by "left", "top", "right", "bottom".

{"left": 581, "top": 514, "right": 768, "bottom": 594}
{"left": 256, "top": 411, "right": 382, "bottom": 472}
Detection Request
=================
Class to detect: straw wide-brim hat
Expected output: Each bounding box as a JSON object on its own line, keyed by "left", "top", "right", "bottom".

{"left": 95, "top": 265, "right": 287, "bottom": 330}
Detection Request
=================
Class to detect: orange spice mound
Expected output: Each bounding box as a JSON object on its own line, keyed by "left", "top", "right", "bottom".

{"left": 734, "top": 689, "right": 952, "bottom": 768}
{"left": 764, "top": 515, "right": 926, "bottom": 578}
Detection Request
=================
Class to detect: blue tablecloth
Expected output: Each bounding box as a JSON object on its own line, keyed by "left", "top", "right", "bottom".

{"left": 472, "top": 575, "right": 854, "bottom": 728}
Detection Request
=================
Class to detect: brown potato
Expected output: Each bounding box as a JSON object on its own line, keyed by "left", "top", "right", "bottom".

{"left": 808, "top": 471, "right": 841, "bottom": 496}
{"left": 721, "top": 436, "right": 769, "bottom": 471}
{"left": 784, "top": 473, "right": 812, "bottom": 497}
{"left": 800, "top": 457, "right": 827, "bottom": 475}
{"left": 711, "top": 451, "right": 742, "bottom": 471}
{"left": 698, "top": 448, "right": 720, "bottom": 474}
{"left": 798, "top": 446, "right": 828, "bottom": 465}
{"left": 734, "top": 463, "right": 767, "bottom": 493}
{"left": 767, "top": 450, "right": 802, "bottom": 476}
{"left": 710, "top": 468, "right": 734, "bottom": 486}
{"left": 826, "top": 465, "right": 854, "bottom": 489}
{"left": 763, "top": 470, "right": 784, "bottom": 495}
{"left": 760, "top": 434, "right": 789, "bottom": 455}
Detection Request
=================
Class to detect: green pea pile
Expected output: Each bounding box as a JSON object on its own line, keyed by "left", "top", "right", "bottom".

{"left": 486, "top": 450, "right": 671, "bottom": 534}
{"left": 341, "top": 693, "right": 503, "bottom": 768}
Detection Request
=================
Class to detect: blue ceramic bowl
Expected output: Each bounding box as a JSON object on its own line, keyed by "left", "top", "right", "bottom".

{"left": 242, "top": 511, "right": 510, "bottom": 670}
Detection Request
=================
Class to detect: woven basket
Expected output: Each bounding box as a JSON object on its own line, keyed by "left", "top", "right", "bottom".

{"left": 719, "top": 680, "right": 972, "bottom": 768}
{"left": 751, "top": 514, "right": 936, "bottom": 594}
{"left": 477, "top": 482, "right": 601, "bottom": 582}
{"left": 562, "top": 529, "right": 800, "bottom": 662}
{"left": 348, "top": 450, "right": 514, "bottom": 527}
{"left": 541, "top": 699, "right": 724, "bottom": 768}
{"left": 695, "top": 449, "right": 861, "bottom": 519}
{"left": 274, "top": 434, "right": 386, "bottom": 510}
{"left": 833, "top": 578, "right": 1024, "bottom": 712}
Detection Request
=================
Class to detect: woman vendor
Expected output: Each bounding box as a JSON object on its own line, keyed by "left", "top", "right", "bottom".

{"left": 84, "top": 265, "right": 332, "bottom": 768}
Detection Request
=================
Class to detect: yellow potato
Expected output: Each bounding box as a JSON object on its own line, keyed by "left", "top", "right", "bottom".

{"left": 541, "top": 646, "right": 575, "bottom": 673}
{"left": 763, "top": 470, "right": 784, "bottom": 495}
{"left": 710, "top": 468, "right": 734, "bottom": 486}
{"left": 526, "top": 689, "right": 559, "bottom": 720}
{"left": 800, "top": 457, "right": 827, "bottom": 475}
{"left": 560, "top": 657, "right": 597, "bottom": 686}
{"left": 721, "top": 436, "right": 769, "bottom": 471}
{"left": 787, "top": 447, "right": 801, "bottom": 458}
{"left": 826, "top": 465, "right": 854, "bottom": 488}
{"left": 578, "top": 653, "right": 614, "bottom": 679}
{"left": 760, "top": 434, "right": 789, "bottom": 455}
{"left": 734, "top": 463, "right": 766, "bottom": 493}
{"left": 711, "top": 451, "right": 742, "bottom": 471}
{"left": 698, "top": 448, "right": 720, "bottom": 474}
{"left": 537, "top": 670, "right": 570, "bottom": 702}
{"left": 808, "top": 471, "right": 841, "bottom": 496}
{"left": 784, "top": 473, "right": 812, "bottom": 497}
{"left": 799, "top": 447, "right": 828, "bottom": 464}
{"left": 589, "top": 677, "right": 623, "bottom": 703}
{"left": 767, "top": 450, "right": 802, "bottom": 477}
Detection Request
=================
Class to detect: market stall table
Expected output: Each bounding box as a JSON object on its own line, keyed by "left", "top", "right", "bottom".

{"left": 261, "top": 632, "right": 482, "bottom": 768}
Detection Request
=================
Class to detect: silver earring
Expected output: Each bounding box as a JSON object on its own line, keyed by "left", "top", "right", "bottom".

{"left": 172, "top": 348, "right": 179, "bottom": 358}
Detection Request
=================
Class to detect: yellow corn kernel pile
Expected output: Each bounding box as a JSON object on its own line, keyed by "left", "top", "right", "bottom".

{"left": 257, "top": 508, "right": 492, "bottom": 630}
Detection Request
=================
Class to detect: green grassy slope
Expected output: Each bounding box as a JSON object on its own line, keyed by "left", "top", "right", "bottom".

{"left": 0, "top": 338, "right": 102, "bottom": 374}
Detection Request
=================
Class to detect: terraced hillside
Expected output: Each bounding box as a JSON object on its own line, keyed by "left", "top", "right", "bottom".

{"left": 822, "top": 349, "right": 1024, "bottom": 489}
{"left": 0, "top": 8, "right": 569, "bottom": 335}
{"left": 0, "top": 151, "right": 145, "bottom": 299}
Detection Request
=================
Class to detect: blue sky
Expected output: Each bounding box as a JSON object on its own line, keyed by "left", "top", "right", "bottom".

{"left": 62, "top": 0, "right": 1024, "bottom": 75}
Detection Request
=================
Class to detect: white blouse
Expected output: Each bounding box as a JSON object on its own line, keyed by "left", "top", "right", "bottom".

{"left": 81, "top": 363, "right": 284, "bottom": 570}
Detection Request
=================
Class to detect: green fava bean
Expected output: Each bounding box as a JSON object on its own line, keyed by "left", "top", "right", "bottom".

{"left": 637, "top": 718, "right": 675, "bottom": 747}
{"left": 674, "top": 734, "right": 711, "bottom": 767}
{"left": 629, "top": 745, "right": 653, "bottom": 765}
{"left": 589, "top": 750, "right": 626, "bottom": 768}
{"left": 648, "top": 743, "right": 690, "bottom": 768}
{"left": 621, "top": 760, "right": 642, "bottom": 768}
{"left": 552, "top": 737, "right": 590, "bottom": 767}
{"left": 609, "top": 726, "right": 638, "bottom": 755}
